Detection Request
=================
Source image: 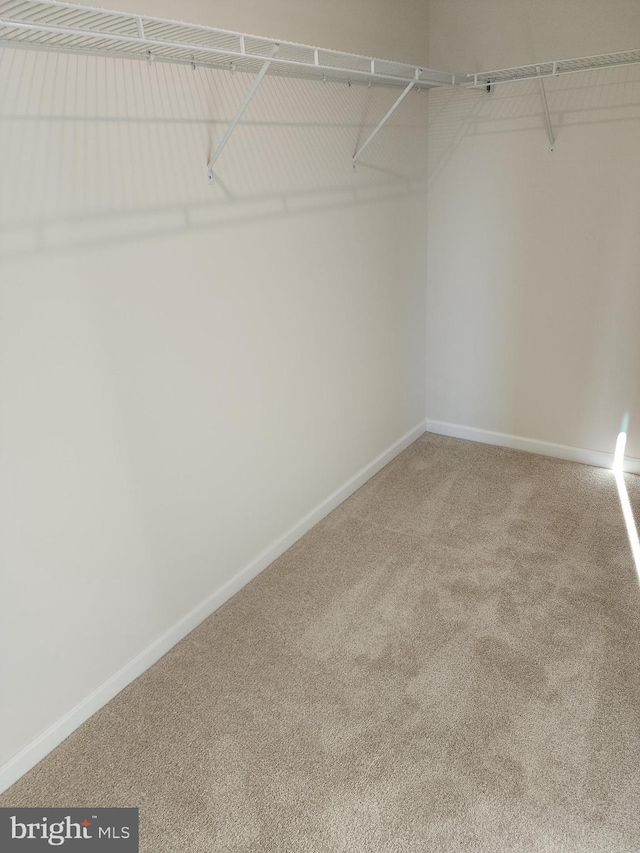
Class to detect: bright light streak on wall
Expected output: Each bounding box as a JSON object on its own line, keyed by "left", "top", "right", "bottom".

{"left": 612, "top": 425, "right": 640, "bottom": 580}
{"left": 613, "top": 431, "right": 627, "bottom": 473}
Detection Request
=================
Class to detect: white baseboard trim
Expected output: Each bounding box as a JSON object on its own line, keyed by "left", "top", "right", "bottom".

{"left": 0, "top": 419, "right": 426, "bottom": 796}
{"left": 426, "top": 418, "right": 640, "bottom": 475}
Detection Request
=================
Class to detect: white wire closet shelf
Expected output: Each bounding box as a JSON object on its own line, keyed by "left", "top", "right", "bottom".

{"left": 2, "top": 0, "right": 640, "bottom": 169}
{"left": 0, "top": 0, "right": 459, "bottom": 89}
{"left": 463, "top": 48, "right": 640, "bottom": 88}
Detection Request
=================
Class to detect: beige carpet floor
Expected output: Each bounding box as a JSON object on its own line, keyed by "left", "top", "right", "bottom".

{"left": 2, "top": 433, "right": 640, "bottom": 852}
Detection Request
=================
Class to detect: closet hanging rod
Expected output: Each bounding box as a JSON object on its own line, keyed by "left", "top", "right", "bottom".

{"left": 463, "top": 48, "right": 640, "bottom": 88}
{"left": 0, "top": 0, "right": 461, "bottom": 90}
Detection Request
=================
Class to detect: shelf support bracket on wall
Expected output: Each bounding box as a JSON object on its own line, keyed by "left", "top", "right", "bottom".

{"left": 352, "top": 69, "right": 420, "bottom": 167}
{"left": 537, "top": 66, "right": 555, "bottom": 152}
{"left": 207, "top": 44, "right": 279, "bottom": 185}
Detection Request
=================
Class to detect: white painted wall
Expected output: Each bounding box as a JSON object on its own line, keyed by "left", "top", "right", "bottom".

{"left": 427, "top": 0, "right": 640, "bottom": 460}
{"left": 0, "top": 0, "right": 429, "bottom": 786}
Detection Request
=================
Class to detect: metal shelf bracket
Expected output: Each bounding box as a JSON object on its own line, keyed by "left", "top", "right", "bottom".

{"left": 206, "top": 44, "right": 279, "bottom": 185}
{"left": 537, "top": 66, "right": 555, "bottom": 152}
{"left": 352, "top": 68, "right": 420, "bottom": 167}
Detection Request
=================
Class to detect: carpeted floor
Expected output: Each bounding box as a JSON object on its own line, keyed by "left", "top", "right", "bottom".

{"left": 2, "top": 433, "right": 640, "bottom": 852}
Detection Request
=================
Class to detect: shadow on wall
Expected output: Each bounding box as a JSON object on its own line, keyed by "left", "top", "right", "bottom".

{"left": 425, "top": 63, "right": 640, "bottom": 458}
{"left": 0, "top": 48, "right": 429, "bottom": 258}
{"left": 428, "top": 64, "right": 640, "bottom": 188}
{"left": 428, "top": 64, "right": 640, "bottom": 178}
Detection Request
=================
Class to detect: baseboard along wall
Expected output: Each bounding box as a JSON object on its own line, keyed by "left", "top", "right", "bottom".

{"left": 0, "top": 420, "right": 427, "bottom": 796}
{"left": 426, "top": 419, "right": 640, "bottom": 475}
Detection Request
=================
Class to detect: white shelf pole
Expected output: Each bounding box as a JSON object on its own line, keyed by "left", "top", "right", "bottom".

{"left": 352, "top": 72, "right": 418, "bottom": 166}
{"left": 537, "top": 66, "right": 555, "bottom": 151}
{"left": 206, "top": 44, "right": 279, "bottom": 184}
